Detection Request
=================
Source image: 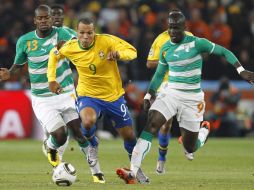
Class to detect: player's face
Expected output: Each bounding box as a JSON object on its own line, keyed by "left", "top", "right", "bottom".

{"left": 77, "top": 22, "right": 95, "bottom": 48}
{"left": 34, "top": 9, "right": 52, "bottom": 32}
{"left": 168, "top": 20, "right": 185, "bottom": 43}
{"left": 51, "top": 8, "right": 64, "bottom": 27}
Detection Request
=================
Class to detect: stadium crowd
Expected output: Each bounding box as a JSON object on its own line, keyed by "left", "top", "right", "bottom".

{"left": 0, "top": 0, "right": 254, "bottom": 137}
{"left": 1, "top": 0, "right": 254, "bottom": 84}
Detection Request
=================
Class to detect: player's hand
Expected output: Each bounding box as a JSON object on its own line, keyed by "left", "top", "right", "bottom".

{"left": 107, "top": 51, "right": 120, "bottom": 61}
{"left": 143, "top": 99, "right": 151, "bottom": 112}
{"left": 0, "top": 68, "right": 10, "bottom": 81}
{"left": 240, "top": 70, "right": 254, "bottom": 84}
{"left": 49, "top": 81, "right": 62, "bottom": 94}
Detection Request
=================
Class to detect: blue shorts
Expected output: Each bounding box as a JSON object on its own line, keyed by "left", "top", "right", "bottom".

{"left": 76, "top": 96, "right": 132, "bottom": 128}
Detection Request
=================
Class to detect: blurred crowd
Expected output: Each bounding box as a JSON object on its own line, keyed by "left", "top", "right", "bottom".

{"left": 1, "top": 0, "right": 254, "bottom": 87}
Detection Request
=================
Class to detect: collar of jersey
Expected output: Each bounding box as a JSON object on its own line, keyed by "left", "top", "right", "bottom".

{"left": 78, "top": 40, "right": 95, "bottom": 50}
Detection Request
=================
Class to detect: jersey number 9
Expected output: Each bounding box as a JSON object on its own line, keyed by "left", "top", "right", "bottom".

{"left": 89, "top": 64, "right": 96, "bottom": 75}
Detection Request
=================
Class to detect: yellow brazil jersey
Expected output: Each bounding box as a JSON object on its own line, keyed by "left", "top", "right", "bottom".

{"left": 48, "top": 34, "right": 137, "bottom": 102}
{"left": 148, "top": 30, "right": 193, "bottom": 82}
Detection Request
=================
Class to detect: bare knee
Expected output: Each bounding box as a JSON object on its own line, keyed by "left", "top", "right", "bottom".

{"left": 145, "top": 110, "right": 166, "bottom": 134}
{"left": 80, "top": 107, "right": 97, "bottom": 129}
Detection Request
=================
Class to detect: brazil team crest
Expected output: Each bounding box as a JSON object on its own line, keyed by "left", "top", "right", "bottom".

{"left": 99, "top": 50, "right": 105, "bottom": 59}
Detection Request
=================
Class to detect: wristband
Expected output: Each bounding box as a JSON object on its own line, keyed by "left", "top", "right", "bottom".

{"left": 144, "top": 93, "right": 152, "bottom": 100}
{"left": 237, "top": 66, "right": 245, "bottom": 74}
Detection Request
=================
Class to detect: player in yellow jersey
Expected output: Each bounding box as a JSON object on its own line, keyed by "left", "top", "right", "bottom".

{"left": 47, "top": 17, "right": 149, "bottom": 184}
{"left": 147, "top": 30, "right": 193, "bottom": 174}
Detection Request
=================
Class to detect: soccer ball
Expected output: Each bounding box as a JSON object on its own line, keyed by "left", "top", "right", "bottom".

{"left": 52, "top": 162, "right": 77, "bottom": 186}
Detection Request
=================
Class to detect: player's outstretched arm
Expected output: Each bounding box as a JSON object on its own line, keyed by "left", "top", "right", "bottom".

{"left": 196, "top": 38, "right": 254, "bottom": 84}
{"left": 233, "top": 62, "right": 254, "bottom": 84}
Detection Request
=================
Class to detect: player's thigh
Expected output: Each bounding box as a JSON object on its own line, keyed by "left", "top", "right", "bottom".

{"left": 150, "top": 92, "right": 177, "bottom": 121}
{"left": 104, "top": 96, "right": 133, "bottom": 129}
{"left": 160, "top": 117, "right": 173, "bottom": 134}
{"left": 31, "top": 95, "right": 65, "bottom": 133}
{"left": 76, "top": 96, "right": 101, "bottom": 125}
{"left": 177, "top": 99, "right": 205, "bottom": 126}
{"left": 60, "top": 91, "right": 79, "bottom": 124}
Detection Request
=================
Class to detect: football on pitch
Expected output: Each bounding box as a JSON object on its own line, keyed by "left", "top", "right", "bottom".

{"left": 52, "top": 162, "right": 77, "bottom": 186}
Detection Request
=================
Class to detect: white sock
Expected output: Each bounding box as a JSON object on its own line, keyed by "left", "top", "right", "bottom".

{"left": 80, "top": 146, "right": 102, "bottom": 175}
{"left": 57, "top": 136, "right": 69, "bottom": 161}
{"left": 130, "top": 138, "right": 152, "bottom": 177}
{"left": 198, "top": 127, "right": 209, "bottom": 147}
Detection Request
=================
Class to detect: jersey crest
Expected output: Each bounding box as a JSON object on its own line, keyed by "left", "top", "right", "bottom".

{"left": 99, "top": 50, "right": 105, "bottom": 59}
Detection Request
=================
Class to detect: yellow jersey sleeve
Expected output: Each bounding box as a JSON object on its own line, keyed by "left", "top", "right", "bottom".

{"left": 106, "top": 35, "right": 137, "bottom": 60}
{"left": 47, "top": 47, "right": 65, "bottom": 82}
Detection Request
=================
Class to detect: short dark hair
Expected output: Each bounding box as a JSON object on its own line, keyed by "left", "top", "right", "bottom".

{"left": 51, "top": 4, "right": 64, "bottom": 11}
{"left": 77, "top": 17, "right": 95, "bottom": 27}
{"left": 35, "top": 4, "right": 51, "bottom": 16}
{"left": 168, "top": 10, "right": 185, "bottom": 23}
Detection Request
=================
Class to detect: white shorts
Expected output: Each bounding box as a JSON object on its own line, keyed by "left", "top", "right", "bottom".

{"left": 150, "top": 88, "right": 205, "bottom": 132}
{"left": 31, "top": 91, "right": 79, "bottom": 133}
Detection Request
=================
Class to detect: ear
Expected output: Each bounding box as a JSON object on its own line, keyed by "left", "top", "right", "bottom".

{"left": 33, "top": 17, "right": 36, "bottom": 25}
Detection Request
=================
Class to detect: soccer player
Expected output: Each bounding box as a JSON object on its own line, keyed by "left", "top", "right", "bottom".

{"left": 41, "top": 3, "right": 77, "bottom": 165}
{"left": 47, "top": 17, "right": 149, "bottom": 184}
{"left": 116, "top": 10, "right": 254, "bottom": 183}
{"left": 147, "top": 27, "right": 193, "bottom": 174}
{"left": 51, "top": 4, "right": 76, "bottom": 36}
{"left": 0, "top": 5, "right": 105, "bottom": 183}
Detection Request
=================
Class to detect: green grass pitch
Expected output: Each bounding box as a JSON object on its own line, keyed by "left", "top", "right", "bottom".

{"left": 0, "top": 138, "right": 253, "bottom": 190}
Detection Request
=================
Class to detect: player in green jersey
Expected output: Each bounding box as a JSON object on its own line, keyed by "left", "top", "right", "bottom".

{"left": 0, "top": 5, "right": 105, "bottom": 183}
{"left": 51, "top": 4, "right": 76, "bottom": 36}
{"left": 117, "top": 10, "right": 254, "bottom": 183}
{"left": 41, "top": 3, "right": 78, "bottom": 167}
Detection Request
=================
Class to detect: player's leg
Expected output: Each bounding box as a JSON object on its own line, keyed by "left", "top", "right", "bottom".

{"left": 31, "top": 95, "right": 69, "bottom": 167}
{"left": 41, "top": 125, "right": 69, "bottom": 161}
{"left": 117, "top": 93, "right": 177, "bottom": 183}
{"left": 116, "top": 110, "right": 167, "bottom": 183}
{"left": 177, "top": 93, "right": 210, "bottom": 160}
{"left": 156, "top": 118, "right": 172, "bottom": 174}
{"left": 76, "top": 96, "right": 105, "bottom": 183}
{"left": 178, "top": 120, "right": 210, "bottom": 160}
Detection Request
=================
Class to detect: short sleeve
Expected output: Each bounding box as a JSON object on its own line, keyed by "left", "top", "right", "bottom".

{"left": 195, "top": 37, "right": 215, "bottom": 54}
{"left": 14, "top": 37, "right": 27, "bottom": 65}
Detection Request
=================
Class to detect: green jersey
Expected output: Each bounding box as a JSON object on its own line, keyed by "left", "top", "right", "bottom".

{"left": 149, "top": 35, "right": 238, "bottom": 93}
{"left": 14, "top": 26, "right": 74, "bottom": 96}
{"left": 62, "top": 26, "right": 77, "bottom": 37}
